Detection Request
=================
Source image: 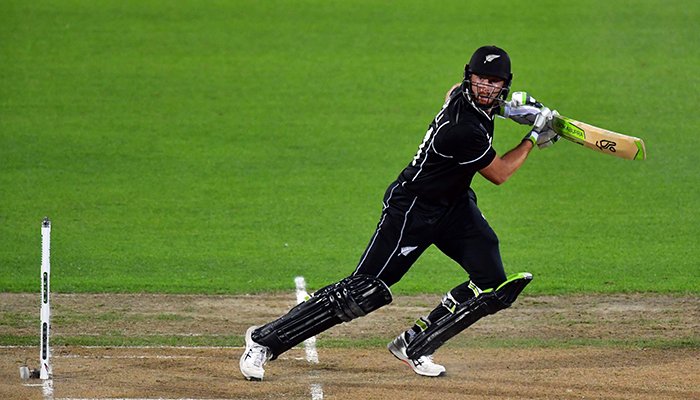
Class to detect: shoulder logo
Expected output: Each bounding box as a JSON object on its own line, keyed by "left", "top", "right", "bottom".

{"left": 484, "top": 54, "right": 500, "bottom": 63}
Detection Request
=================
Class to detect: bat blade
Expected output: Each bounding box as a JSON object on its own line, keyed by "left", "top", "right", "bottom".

{"left": 552, "top": 116, "right": 647, "bottom": 160}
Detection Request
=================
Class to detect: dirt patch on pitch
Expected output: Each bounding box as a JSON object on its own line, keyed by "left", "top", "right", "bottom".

{"left": 1, "top": 293, "right": 698, "bottom": 399}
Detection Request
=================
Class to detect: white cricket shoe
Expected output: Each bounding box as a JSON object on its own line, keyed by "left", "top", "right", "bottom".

{"left": 387, "top": 333, "right": 446, "bottom": 377}
{"left": 239, "top": 326, "right": 271, "bottom": 381}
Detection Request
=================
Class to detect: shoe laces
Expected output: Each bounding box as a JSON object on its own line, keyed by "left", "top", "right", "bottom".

{"left": 421, "top": 354, "right": 436, "bottom": 365}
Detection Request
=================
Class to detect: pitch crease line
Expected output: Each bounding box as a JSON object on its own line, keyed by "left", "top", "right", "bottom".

{"left": 294, "top": 276, "right": 323, "bottom": 400}
{"left": 55, "top": 398, "right": 239, "bottom": 400}
{"left": 0, "top": 345, "right": 244, "bottom": 349}
{"left": 58, "top": 354, "right": 200, "bottom": 359}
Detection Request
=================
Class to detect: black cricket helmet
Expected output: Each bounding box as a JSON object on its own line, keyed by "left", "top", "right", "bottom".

{"left": 464, "top": 45, "right": 512, "bottom": 105}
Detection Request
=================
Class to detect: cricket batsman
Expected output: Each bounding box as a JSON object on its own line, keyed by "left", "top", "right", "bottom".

{"left": 240, "top": 45, "right": 557, "bottom": 380}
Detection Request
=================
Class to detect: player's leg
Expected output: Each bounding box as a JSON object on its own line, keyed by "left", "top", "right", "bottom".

{"left": 240, "top": 274, "right": 392, "bottom": 380}
{"left": 354, "top": 184, "right": 449, "bottom": 376}
{"left": 391, "top": 192, "right": 532, "bottom": 361}
{"left": 353, "top": 182, "right": 431, "bottom": 286}
{"left": 241, "top": 182, "right": 428, "bottom": 380}
{"left": 360, "top": 187, "right": 453, "bottom": 376}
{"left": 436, "top": 190, "right": 508, "bottom": 289}
{"left": 401, "top": 272, "right": 531, "bottom": 359}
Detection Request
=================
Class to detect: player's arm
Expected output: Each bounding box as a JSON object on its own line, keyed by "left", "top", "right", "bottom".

{"left": 479, "top": 107, "right": 554, "bottom": 185}
{"left": 479, "top": 141, "right": 533, "bottom": 185}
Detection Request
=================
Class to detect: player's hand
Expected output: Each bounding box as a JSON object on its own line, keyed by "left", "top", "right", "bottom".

{"left": 523, "top": 107, "right": 556, "bottom": 147}
{"left": 537, "top": 110, "right": 560, "bottom": 149}
{"left": 502, "top": 92, "right": 544, "bottom": 125}
{"left": 510, "top": 91, "right": 542, "bottom": 108}
{"left": 533, "top": 106, "right": 552, "bottom": 131}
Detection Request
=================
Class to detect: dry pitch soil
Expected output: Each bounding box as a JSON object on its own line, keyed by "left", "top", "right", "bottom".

{"left": 0, "top": 293, "right": 698, "bottom": 400}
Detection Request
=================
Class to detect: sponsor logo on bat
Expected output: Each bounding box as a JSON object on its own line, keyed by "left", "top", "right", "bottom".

{"left": 553, "top": 118, "right": 586, "bottom": 140}
{"left": 596, "top": 140, "right": 617, "bottom": 152}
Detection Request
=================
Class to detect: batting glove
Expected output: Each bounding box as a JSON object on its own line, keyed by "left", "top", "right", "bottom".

{"left": 511, "top": 91, "right": 542, "bottom": 108}
{"left": 523, "top": 107, "right": 555, "bottom": 147}
{"left": 536, "top": 110, "right": 561, "bottom": 149}
{"left": 501, "top": 92, "right": 544, "bottom": 125}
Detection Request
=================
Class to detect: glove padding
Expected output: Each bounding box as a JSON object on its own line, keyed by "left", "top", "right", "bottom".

{"left": 536, "top": 127, "right": 559, "bottom": 149}
{"left": 523, "top": 108, "right": 560, "bottom": 149}
{"left": 536, "top": 109, "right": 560, "bottom": 149}
{"left": 501, "top": 91, "right": 543, "bottom": 125}
{"left": 511, "top": 91, "right": 542, "bottom": 108}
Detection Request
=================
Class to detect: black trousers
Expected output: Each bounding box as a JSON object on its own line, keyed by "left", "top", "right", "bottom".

{"left": 353, "top": 181, "right": 506, "bottom": 290}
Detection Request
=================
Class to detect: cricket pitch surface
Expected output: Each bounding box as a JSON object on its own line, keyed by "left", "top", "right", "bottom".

{"left": 1, "top": 293, "right": 698, "bottom": 400}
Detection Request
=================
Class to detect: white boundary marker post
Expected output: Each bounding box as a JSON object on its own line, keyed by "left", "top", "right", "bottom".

{"left": 294, "top": 276, "right": 324, "bottom": 400}
{"left": 40, "top": 217, "right": 52, "bottom": 380}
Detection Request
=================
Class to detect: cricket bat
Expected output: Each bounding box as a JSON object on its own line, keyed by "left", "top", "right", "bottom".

{"left": 552, "top": 115, "right": 647, "bottom": 160}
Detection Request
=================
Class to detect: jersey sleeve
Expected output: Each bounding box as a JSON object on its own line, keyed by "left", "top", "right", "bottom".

{"left": 433, "top": 123, "right": 496, "bottom": 170}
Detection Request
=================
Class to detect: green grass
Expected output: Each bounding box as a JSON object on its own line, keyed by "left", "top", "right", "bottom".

{"left": 1, "top": 334, "right": 695, "bottom": 350}
{"left": 1, "top": 0, "right": 699, "bottom": 294}
{"left": 0, "top": 334, "right": 242, "bottom": 348}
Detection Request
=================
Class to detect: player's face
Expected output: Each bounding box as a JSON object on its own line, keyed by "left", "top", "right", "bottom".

{"left": 470, "top": 74, "right": 505, "bottom": 106}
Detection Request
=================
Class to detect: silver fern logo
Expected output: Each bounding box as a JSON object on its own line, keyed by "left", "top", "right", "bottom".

{"left": 399, "top": 246, "right": 418, "bottom": 256}
{"left": 484, "top": 54, "right": 500, "bottom": 63}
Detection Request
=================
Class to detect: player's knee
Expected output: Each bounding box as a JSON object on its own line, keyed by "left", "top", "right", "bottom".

{"left": 449, "top": 280, "right": 481, "bottom": 302}
{"left": 494, "top": 272, "right": 533, "bottom": 306}
{"left": 457, "top": 269, "right": 526, "bottom": 305}
{"left": 468, "top": 269, "right": 507, "bottom": 294}
{"left": 490, "top": 271, "right": 508, "bottom": 289}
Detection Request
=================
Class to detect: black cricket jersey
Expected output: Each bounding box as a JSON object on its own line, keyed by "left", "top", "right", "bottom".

{"left": 398, "top": 87, "right": 497, "bottom": 205}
